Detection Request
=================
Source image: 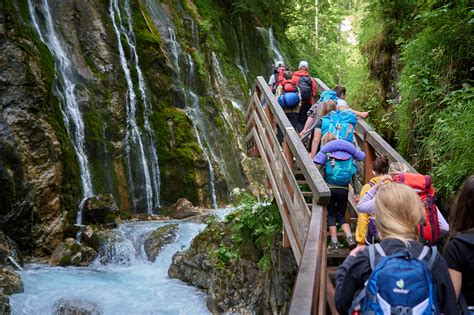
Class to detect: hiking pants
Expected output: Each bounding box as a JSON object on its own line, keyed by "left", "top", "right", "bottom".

{"left": 296, "top": 103, "right": 312, "bottom": 132}
{"left": 327, "top": 188, "right": 349, "bottom": 226}
{"left": 277, "top": 112, "right": 299, "bottom": 144}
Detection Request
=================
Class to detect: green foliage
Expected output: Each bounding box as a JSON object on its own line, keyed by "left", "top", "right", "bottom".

{"left": 208, "top": 192, "right": 282, "bottom": 271}
{"left": 421, "top": 88, "right": 474, "bottom": 198}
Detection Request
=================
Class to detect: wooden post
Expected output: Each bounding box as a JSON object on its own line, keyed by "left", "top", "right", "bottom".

{"left": 363, "top": 139, "right": 376, "bottom": 184}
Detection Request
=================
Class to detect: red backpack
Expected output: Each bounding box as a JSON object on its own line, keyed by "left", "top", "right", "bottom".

{"left": 281, "top": 80, "right": 297, "bottom": 93}
{"left": 272, "top": 66, "right": 287, "bottom": 91}
{"left": 392, "top": 173, "right": 440, "bottom": 244}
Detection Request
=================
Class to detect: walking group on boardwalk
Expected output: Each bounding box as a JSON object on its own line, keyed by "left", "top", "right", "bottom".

{"left": 268, "top": 60, "right": 473, "bottom": 314}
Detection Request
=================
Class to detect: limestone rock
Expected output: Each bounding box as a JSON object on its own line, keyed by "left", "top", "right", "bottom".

{"left": 54, "top": 298, "right": 103, "bottom": 315}
{"left": 0, "top": 266, "right": 23, "bottom": 295}
{"left": 144, "top": 224, "right": 179, "bottom": 262}
{"left": 0, "top": 292, "right": 10, "bottom": 315}
{"left": 50, "top": 238, "right": 96, "bottom": 267}
{"left": 168, "top": 221, "right": 297, "bottom": 314}
{"left": 82, "top": 194, "right": 119, "bottom": 227}
{"left": 168, "top": 198, "right": 202, "bottom": 219}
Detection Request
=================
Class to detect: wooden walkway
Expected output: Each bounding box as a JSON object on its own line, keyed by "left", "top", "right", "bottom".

{"left": 245, "top": 76, "right": 415, "bottom": 314}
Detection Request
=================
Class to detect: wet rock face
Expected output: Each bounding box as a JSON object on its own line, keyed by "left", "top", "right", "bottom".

{"left": 0, "top": 267, "right": 23, "bottom": 295}
{"left": 0, "top": 292, "right": 10, "bottom": 314}
{"left": 49, "top": 238, "right": 96, "bottom": 267}
{"left": 54, "top": 298, "right": 103, "bottom": 315}
{"left": 168, "top": 198, "right": 202, "bottom": 219}
{"left": 144, "top": 224, "right": 179, "bottom": 262}
{"left": 168, "top": 224, "right": 297, "bottom": 314}
{"left": 82, "top": 194, "right": 120, "bottom": 227}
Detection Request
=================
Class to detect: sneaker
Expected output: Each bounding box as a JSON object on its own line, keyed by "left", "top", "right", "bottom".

{"left": 328, "top": 241, "right": 340, "bottom": 253}
{"left": 346, "top": 235, "right": 356, "bottom": 250}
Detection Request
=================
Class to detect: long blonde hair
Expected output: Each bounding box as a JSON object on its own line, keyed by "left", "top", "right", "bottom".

{"left": 388, "top": 162, "right": 410, "bottom": 175}
{"left": 375, "top": 183, "right": 423, "bottom": 244}
{"left": 320, "top": 100, "right": 337, "bottom": 117}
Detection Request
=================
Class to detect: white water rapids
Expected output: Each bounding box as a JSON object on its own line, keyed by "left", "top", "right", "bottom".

{"left": 10, "top": 208, "right": 234, "bottom": 314}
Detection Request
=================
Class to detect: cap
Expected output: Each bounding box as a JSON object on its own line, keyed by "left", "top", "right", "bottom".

{"left": 275, "top": 60, "right": 284, "bottom": 68}
{"left": 298, "top": 60, "right": 309, "bottom": 69}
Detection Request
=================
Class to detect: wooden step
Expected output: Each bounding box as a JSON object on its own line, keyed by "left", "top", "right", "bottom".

{"left": 327, "top": 248, "right": 349, "bottom": 259}
{"left": 296, "top": 180, "right": 307, "bottom": 185}
{"left": 301, "top": 191, "right": 313, "bottom": 197}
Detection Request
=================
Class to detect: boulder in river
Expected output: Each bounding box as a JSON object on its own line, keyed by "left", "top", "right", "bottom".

{"left": 168, "top": 198, "right": 202, "bottom": 219}
{"left": 49, "top": 238, "right": 96, "bottom": 267}
{"left": 54, "top": 298, "right": 103, "bottom": 315}
{"left": 144, "top": 224, "right": 179, "bottom": 262}
{"left": 0, "top": 266, "right": 23, "bottom": 295}
{"left": 82, "top": 194, "right": 120, "bottom": 227}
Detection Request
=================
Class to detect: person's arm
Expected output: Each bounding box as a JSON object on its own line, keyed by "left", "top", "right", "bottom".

{"left": 436, "top": 207, "right": 449, "bottom": 236}
{"left": 338, "top": 103, "right": 369, "bottom": 119}
{"left": 356, "top": 185, "right": 378, "bottom": 214}
{"left": 433, "top": 255, "right": 458, "bottom": 314}
{"left": 448, "top": 268, "right": 462, "bottom": 300}
{"left": 299, "top": 116, "right": 316, "bottom": 137}
{"left": 268, "top": 74, "right": 275, "bottom": 86}
{"left": 310, "top": 128, "right": 322, "bottom": 159}
{"left": 335, "top": 247, "right": 370, "bottom": 313}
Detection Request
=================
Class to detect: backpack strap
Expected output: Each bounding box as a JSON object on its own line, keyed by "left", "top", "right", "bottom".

{"left": 369, "top": 243, "right": 386, "bottom": 270}
{"left": 426, "top": 246, "right": 438, "bottom": 271}
{"left": 417, "top": 245, "right": 430, "bottom": 261}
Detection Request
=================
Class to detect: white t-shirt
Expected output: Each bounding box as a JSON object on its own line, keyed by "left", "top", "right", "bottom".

{"left": 268, "top": 74, "right": 276, "bottom": 86}
{"left": 337, "top": 98, "right": 348, "bottom": 110}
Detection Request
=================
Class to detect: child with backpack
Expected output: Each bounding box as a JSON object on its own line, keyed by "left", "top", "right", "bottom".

{"left": 355, "top": 155, "right": 390, "bottom": 246}
{"left": 336, "top": 183, "right": 457, "bottom": 314}
{"left": 443, "top": 175, "right": 474, "bottom": 313}
{"left": 356, "top": 162, "right": 449, "bottom": 245}
{"left": 275, "top": 71, "right": 301, "bottom": 144}
{"left": 303, "top": 100, "right": 337, "bottom": 159}
{"left": 314, "top": 133, "right": 366, "bottom": 252}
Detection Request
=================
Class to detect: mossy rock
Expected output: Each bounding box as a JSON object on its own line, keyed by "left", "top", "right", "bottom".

{"left": 49, "top": 238, "right": 96, "bottom": 267}
{"left": 144, "top": 224, "right": 179, "bottom": 262}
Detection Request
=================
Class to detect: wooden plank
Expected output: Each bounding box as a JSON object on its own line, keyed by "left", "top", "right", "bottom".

{"left": 285, "top": 130, "right": 331, "bottom": 205}
{"left": 315, "top": 78, "right": 331, "bottom": 93}
{"left": 250, "top": 127, "right": 302, "bottom": 263}
{"left": 327, "top": 275, "right": 339, "bottom": 315}
{"left": 289, "top": 204, "right": 324, "bottom": 315}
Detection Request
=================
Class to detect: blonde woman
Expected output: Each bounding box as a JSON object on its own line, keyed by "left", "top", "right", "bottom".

{"left": 335, "top": 183, "right": 457, "bottom": 314}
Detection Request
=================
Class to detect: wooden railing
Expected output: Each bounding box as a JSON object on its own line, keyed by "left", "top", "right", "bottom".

{"left": 246, "top": 76, "right": 416, "bottom": 314}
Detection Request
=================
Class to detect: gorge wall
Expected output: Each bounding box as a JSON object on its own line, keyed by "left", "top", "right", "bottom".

{"left": 0, "top": 0, "right": 291, "bottom": 255}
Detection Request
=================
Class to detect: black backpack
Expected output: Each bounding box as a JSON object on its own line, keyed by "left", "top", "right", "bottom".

{"left": 298, "top": 76, "right": 313, "bottom": 102}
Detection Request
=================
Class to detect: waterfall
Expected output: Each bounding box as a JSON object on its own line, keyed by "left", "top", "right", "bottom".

{"left": 110, "top": 0, "right": 160, "bottom": 214}
{"left": 8, "top": 256, "right": 23, "bottom": 271}
{"left": 189, "top": 120, "right": 217, "bottom": 209}
{"left": 28, "top": 0, "right": 94, "bottom": 238}
{"left": 256, "top": 27, "right": 285, "bottom": 64}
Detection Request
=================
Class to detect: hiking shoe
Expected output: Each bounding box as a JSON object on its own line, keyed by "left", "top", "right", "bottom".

{"left": 328, "top": 241, "right": 340, "bottom": 253}
{"left": 346, "top": 235, "right": 356, "bottom": 250}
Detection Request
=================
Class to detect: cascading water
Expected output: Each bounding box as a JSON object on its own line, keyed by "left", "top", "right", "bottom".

{"left": 110, "top": 0, "right": 160, "bottom": 214}
{"left": 28, "top": 0, "right": 94, "bottom": 240}
{"left": 190, "top": 120, "right": 217, "bottom": 209}
{"left": 211, "top": 52, "right": 244, "bottom": 113}
{"left": 256, "top": 27, "right": 285, "bottom": 64}
{"left": 9, "top": 214, "right": 237, "bottom": 314}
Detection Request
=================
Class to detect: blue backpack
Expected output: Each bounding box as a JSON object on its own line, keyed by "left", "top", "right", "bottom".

{"left": 278, "top": 92, "right": 300, "bottom": 108}
{"left": 324, "top": 155, "right": 357, "bottom": 186}
{"left": 321, "top": 110, "right": 357, "bottom": 143}
{"left": 317, "top": 90, "right": 338, "bottom": 103}
{"left": 350, "top": 244, "right": 439, "bottom": 315}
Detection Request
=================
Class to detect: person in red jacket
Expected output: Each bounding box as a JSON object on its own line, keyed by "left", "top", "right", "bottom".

{"left": 292, "top": 61, "right": 317, "bottom": 132}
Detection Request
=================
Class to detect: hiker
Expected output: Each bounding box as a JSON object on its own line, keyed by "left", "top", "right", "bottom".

{"left": 292, "top": 61, "right": 317, "bottom": 131}
{"left": 356, "top": 162, "right": 449, "bottom": 243}
{"left": 268, "top": 60, "right": 287, "bottom": 94}
{"left": 299, "top": 89, "right": 339, "bottom": 139}
{"left": 275, "top": 71, "right": 301, "bottom": 143}
{"left": 304, "top": 100, "right": 337, "bottom": 159}
{"left": 314, "top": 133, "right": 365, "bottom": 252}
{"left": 355, "top": 154, "right": 390, "bottom": 246}
{"left": 335, "top": 183, "right": 457, "bottom": 314}
{"left": 334, "top": 85, "right": 369, "bottom": 119}
{"left": 443, "top": 175, "right": 474, "bottom": 312}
